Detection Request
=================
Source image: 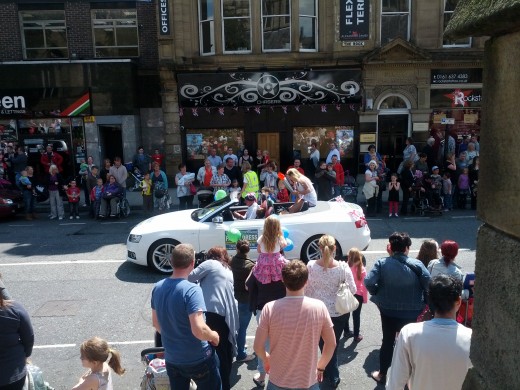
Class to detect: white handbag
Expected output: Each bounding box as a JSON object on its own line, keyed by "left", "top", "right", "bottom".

{"left": 335, "top": 263, "right": 360, "bottom": 314}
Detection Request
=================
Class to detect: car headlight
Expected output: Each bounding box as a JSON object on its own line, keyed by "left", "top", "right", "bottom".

{"left": 128, "top": 234, "right": 142, "bottom": 243}
{"left": 0, "top": 198, "right": 13, "bottom": 205}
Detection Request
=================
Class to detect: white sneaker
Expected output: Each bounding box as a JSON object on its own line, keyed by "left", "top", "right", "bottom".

{"left": 69, "top": 216, "right": 73, "bottom": 219}
{"left": 50, "top": 216, "right": 57, "bottom": 220}
{"left": 394, "top": 213, "right": 399, "bottom": 217}
{"left": 59, "top": 217, "right": 63, "bottom": 220}
{"left": 76, "top": 216, "right": 80, "bottom": 219}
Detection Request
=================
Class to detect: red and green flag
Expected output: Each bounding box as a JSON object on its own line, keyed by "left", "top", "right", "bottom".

{"left": 61, "top": 92, "right": 90, "bottom": 117}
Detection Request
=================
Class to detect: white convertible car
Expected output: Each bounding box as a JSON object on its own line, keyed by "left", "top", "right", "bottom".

{"left": 127, "top": 196, "right": 371, "bottom": 274}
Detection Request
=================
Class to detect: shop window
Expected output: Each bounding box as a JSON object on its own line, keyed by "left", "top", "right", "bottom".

{"left": 293, "top": 126, "right": 355, "bottom": 160}
{"left": 92, "top": 9, "right": 139, "bottom": 58}
{"left": 379, "top": 96, "right": 408, "bottom": 109}
{"left": 443, "top": 0, "right": 471, "bottom": 47}
{"left": 186, "top": 129, "right": 244, "bottom": 160}
{"left": 262, "top": 0, "right": 291, "bottom": 51}
{"left": 199, "top": 0, "right": 215, "bottom": 55}
{"left": 222, "top": 0, "right": 251, "bottom": 53}
{"left": 19, "top": 10, "right": 68, "bottom": 59}
{"left": 299, "top": 0, "right": 317, "bottom": 51}
{"left": 380, "top": 0, "right": 410, "bottom": 44}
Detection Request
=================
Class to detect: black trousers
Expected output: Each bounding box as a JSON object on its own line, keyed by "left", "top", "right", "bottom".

{"left": 378, "top": 310, "right": 416, "bottom": 376}
{"left": 345, "top": 294, "right": 364, "bottom": 337}
{"left": 205, "top": 312, "right": 232, "bottom": 390}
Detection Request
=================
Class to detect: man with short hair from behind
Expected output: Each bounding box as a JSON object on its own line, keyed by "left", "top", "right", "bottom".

{"left": 254, "top": 260, "right": 336, "bottom": 390}
{"left": 386, "top": 274, "right": 472, "bottom": 390}
{"left": 151, "top": 243, "right": 222, "bottom": 389}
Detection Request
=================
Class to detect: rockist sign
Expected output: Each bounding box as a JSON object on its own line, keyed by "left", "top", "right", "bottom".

{"left": 430, "top": 89, "right": 482, "bottom": 108}
{"left": 0, "top": 95, "right": 27, "bottom": 115}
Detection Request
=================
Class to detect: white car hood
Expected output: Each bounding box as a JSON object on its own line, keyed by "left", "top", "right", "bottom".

{"left": 131, "top": 209, "right": 200, "bottom": 234}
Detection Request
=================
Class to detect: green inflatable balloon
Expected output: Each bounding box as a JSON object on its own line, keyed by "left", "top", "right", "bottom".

{"left": 215, "top": 189, "right": 227, "bottom": 201}
{"left": 226, "top": 228, "right": 241, "bottom": 243}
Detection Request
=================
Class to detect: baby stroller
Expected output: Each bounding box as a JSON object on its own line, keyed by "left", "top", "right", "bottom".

{"left": 140, "top": 347, "right": 196, "bottom": 390}
{"left": 154, "top": 183, "right": 171, "bottom": 211}
{"left": 197, "top": 186, "right": 214, "bottom": 208}
{"left": 341, "top": 170, "right": 358, "bottom": 203}
{"left": 125, "top": 162, "right": 144, "bottom": 192}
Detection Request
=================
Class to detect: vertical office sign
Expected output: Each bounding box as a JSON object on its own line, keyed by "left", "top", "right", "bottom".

{"left": 340, "top": 0, "right": 370, "bottom": 40}
{"left": 159, "top": 0, "right": 170, "bottom": 35}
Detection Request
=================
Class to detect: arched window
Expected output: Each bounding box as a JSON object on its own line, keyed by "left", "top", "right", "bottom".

{"left": 379, "top": 95, "right": 408, "bottom": 109}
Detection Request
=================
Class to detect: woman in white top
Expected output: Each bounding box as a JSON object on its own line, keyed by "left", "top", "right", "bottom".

{"left": 72, "top": 337, "right": 125, "bottom": 390}
{"left": 305, "top": 235, "right": 356, "bottom": 389}
{"left": 285, "top": 168, "right": 318, "bottom": 213}
{"left": 428, "top": 240, "right": 464, "bottom": 281}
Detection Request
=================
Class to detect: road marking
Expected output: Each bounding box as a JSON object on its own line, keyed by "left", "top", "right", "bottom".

{"left": 451, "top": 216, "right": 476, "bottom": 219}
{"left": 1, "top": 259, "right": 125, "bottom": 266}
{"left": 58, "top": 223, "right": 87, "bottom": 226}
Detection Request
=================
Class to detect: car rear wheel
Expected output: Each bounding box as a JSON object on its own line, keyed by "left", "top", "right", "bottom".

{"left": 300, "top": 235, "right": 343, "bottom": 264}
{"left": 147, "top": 238, "right": 179, "bottom": 274}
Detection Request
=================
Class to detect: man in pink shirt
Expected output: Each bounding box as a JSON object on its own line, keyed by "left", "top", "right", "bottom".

{"left": 254, "top": 260, "right": 336, "bottom": 390}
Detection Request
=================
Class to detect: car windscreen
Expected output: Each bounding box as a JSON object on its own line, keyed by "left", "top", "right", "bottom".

{"left": 191, "top": 195, "right": 234, "bottom": 221}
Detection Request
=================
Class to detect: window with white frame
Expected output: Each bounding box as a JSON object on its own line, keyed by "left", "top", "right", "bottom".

{"left": 222, "top": 0, "right": 251, "bottom": 53}
{"left": 443, "top": 0, "right": 471, "bottom": 47}
{"left": 299, "top": 0, "right": 317, "bottom": 51}
{"left": 262, "top": 0, "right": 291, "bottom": 51}
{"left": 92, "top": 9, "right": 139, "bottom": 57}
{"left": 199, "top": 0, "right": 215, "bottom": 55}
{"left": 20, "top": 10, "right": 68, "bottom": 59}
{"left": 380, "top": 0, "right": 410, "bottom": 44}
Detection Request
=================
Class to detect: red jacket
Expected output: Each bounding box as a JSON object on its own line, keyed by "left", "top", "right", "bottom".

{"left": 333, "top": 162, "right": 344, "bottom": 186}
{"left": 66, "top": 186, "right": 81, "bottom": 203}
{"left": 41, "top": 152, "right": 64, "bottom": 172}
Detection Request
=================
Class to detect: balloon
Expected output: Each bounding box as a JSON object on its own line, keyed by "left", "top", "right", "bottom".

{"left": 226, "top": 228, "right": 241, "bottom": 243}
{"left": 277, "top": 172, "right": 285, "bottom": 180}
{"left": 215, "top": 189, "right": 227, "bottom": 201}
{"left": 285, "top": 238, "right": 294, "bottom": 251}
{"left": 282, "top": 227, "right": 289, "bottom": 238}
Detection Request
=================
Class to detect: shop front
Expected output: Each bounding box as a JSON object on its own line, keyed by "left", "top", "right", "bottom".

{"left": 176, "top": 68, "right": 363, "bottom": 175}
{"left": 0, "top": 61, "right": 143, "bottom": 181}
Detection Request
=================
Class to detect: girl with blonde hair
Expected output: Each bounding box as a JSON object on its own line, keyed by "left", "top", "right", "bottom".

{"left": 72, "top": 336, "right": 125, "bottom": 390}
{"left": 285, "top": 168, "right": 317, "bottom": 213}
{"left": 246, "top": 216, "right": 288, "bottom": 387}
{"left": 344, "top": 248, "right": 367, "bottom": 342}
{"left": 305, "top": 235, "right": 356, "bottom": 388}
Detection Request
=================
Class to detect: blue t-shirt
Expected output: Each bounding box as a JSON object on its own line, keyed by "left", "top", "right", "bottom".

{"left": 151, "top": 278, "right": 212, "bottom": 365}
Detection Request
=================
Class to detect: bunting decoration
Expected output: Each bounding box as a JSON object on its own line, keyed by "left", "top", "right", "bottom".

{"left": 254, "top": 106, "right": 261, "bottom": 115}
{"left": 179, "top": 108, "right": 184, "bottom": 117}
{"left": 321, "top": 105, "right": 327, "bottom": 113}
{"left": 205, "top": 107, "right": 211, "bottom": 113}
{"left": 191, "top": 108, "right": 199, "bottom": 117}
{"left": 218, "top": 107, "right": 225, "bottom": 116}
{"left": 282, "top": 106, "right": 288, "bottom": 114}
{"left": 232, "top": 107, "right": 239, "bottom": 112}
{"left": 336, "top": 104, "right": 341, "bottom": 111}
{"left": 295, "top": 105, "right": 300, "bottom": 112}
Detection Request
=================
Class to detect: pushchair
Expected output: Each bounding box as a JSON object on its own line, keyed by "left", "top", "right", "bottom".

{"left": 197, "top": 186, "right": 214, "bottom": 208}
{"left": 125, "top": 162, "right": 144, "bottom": 192}
{"left": 341, "top": 170, "right": 358, "bottom": 203}
{"left": 140, "top": 347, "right": 196, "bottom": 390}
{"left": 154, "top": 183, "right": 171, "bottom": 211}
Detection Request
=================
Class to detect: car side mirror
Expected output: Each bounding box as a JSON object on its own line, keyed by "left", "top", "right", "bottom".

{"left": 212, "top": 216, "right": 223, "bottom": 224}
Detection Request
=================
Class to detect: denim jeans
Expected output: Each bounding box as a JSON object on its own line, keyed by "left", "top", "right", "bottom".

{"left": 166, "top": 350, "right": 222, "bottom": 390}
{"left": 256, "top": 310, "right": 270, "bottom": 374}
{"left": 23, "top": 190, "right": 34, "bottom": 214}
{"left": 237, "top": 302, "right": 253, "bottom": 360}
{"left": 319, "top": 313, "right": 348, "bottom": 384}
{"left": 266, "top": 380, "right": 320, "bottom": 390}
{"left": 378, "top": 311, "right": 416, "bottom": 375}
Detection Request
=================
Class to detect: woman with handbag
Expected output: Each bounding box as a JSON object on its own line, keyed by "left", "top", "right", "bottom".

{"left": 305, "top": 234, "right": 357, "bottom": 389}
{"left": 364, "top": 232, "right": 430, "bottom": 384}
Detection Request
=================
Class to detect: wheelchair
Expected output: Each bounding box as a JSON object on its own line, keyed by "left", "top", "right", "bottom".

{"left": 97, "top": 196, "right": 130, "bottom": 219}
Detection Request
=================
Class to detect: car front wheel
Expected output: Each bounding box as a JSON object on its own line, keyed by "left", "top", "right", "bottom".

{"left": 147, "top": 238, "right": 179, "bottom": 274}
{"left": 301, "top": 235, "right": 343, "bottom": 263}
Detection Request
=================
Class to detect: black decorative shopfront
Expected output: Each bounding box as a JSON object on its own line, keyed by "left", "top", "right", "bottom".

{"left": 177, "top": 68, "right": 363, "bottom": 174}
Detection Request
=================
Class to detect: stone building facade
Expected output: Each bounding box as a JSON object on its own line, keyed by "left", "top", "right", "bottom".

{"left": 158, "top": 0, "right": 487, "bottom": 175}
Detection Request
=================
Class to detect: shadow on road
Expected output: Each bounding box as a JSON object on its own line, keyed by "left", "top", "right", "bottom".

{"left": 115, "top": 261, "right": 165, "bottom": 284}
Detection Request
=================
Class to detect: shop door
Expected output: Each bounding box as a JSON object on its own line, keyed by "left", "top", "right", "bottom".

{"left": 257, "top": 133, "right": 280, "bottom": 166}
{"left": 99, "top": 125, "right": 123, "bottom": 162}
{"left": 378, "top": 115, "right": 408, "bottom": 173}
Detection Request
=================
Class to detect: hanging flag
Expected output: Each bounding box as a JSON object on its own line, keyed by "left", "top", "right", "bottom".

{"left": 282, "top": 106, "right": 288, "bottom": 114}
{"left": 321, "top": 105, "right": 327, "bottom": 113}
{"left": 218, "top": 107, "right": 225, "bottom": 116}
{"left": 254, "top": 106, "right": 261, "bottom": 114}
{"left": 60, "top": 93, "right": 90, "bottom": 117}
{"left": 191, "top": 108, "right": 199, "bottom": 116}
